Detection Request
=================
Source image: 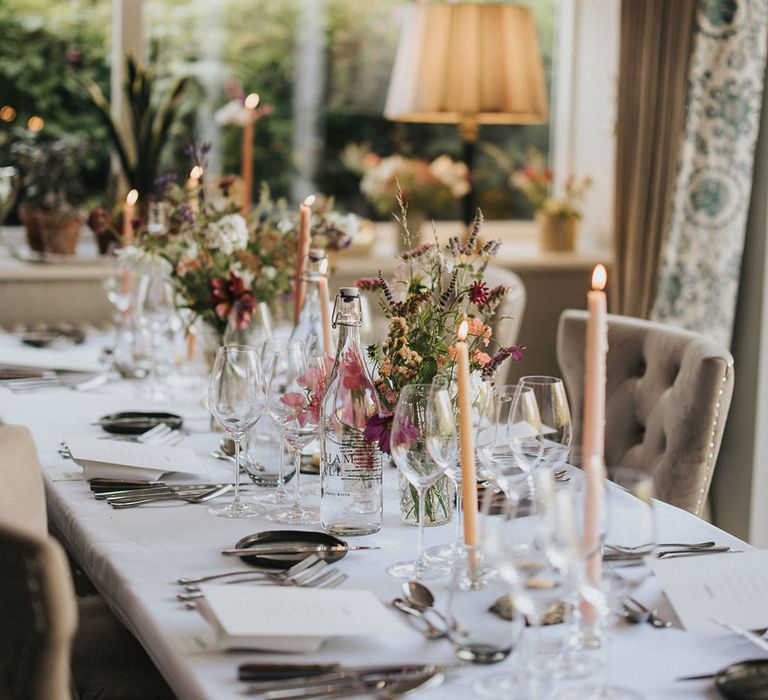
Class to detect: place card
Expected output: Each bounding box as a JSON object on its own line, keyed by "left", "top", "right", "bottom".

{"left": 66, "top": 438, "right": 209, "bottom": 481}
{"left": 197, "top": 586, "right": 409, "bottom": 653}
{"left": 649, "top": 550, "right": 768, "bottom": 632}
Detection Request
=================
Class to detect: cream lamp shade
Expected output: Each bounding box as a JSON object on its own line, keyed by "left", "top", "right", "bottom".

{"left": 384, "top": 2, "right": 549, "bottom": 134}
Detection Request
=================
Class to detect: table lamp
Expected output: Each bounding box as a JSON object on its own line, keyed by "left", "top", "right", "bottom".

{"left": 384, "top": 2, "right": 549, "bottom": 224}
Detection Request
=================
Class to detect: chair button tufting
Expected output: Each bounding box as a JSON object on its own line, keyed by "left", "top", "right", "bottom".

{"left": 637, "top": 360, "right": 646, "bottom": 377}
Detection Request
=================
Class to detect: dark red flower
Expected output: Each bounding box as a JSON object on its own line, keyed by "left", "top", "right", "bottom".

{"left": 219, "top": 175, "right": 236, "bottom": 197}
{"left": 364, "top": 412, "right": 393, "bottom": 454}
{"left": 210, "top": 272, "right": 256, "bottom": 330}
{"left": 469, "top": 281, "right": 490, "bottom": 307}
{"left": 86, "top": 208, "right": 110, "bottom": 235}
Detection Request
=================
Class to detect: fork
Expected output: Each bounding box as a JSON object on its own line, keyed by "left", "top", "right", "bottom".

{"left": 178, "top": 555, "right": 320, "bottom": 586}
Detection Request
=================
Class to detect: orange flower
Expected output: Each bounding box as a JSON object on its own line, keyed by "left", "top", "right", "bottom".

{"left": 176, "top": 257, "right": 200, "bottom": 276}
{"left": 473, "top": 351, "right": 492, "bottom": 366}
{"left": 465, "top": 317, "right": 491, "bottom": 347}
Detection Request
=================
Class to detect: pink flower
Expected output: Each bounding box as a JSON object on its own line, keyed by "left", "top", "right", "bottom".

{"left": 469, "top": 281, "right": 490, "bottom": 307}
{"left": 342, "top": 351, "right": 366, "bottom": 391}
{"left": 355, "top": 277, "right": 381, "bottom": 292}
{"left": 364, "top": 412, "right": 393, "bottom": 454}
{"left": 280, "top": 391, "right": 309, "bottom": 426}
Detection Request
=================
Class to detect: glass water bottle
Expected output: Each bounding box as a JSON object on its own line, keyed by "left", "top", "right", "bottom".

{"left": 289, "top": 248, "right": 328, "bottom": 359}
{"left": 320, "top": 287, "right": 383, "bottom": 536}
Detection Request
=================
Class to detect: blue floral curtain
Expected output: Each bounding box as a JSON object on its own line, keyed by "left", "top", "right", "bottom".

{"left": 651, "top": 0, "right": 768, "bottom": 347}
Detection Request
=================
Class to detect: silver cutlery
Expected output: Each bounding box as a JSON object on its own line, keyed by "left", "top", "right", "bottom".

{"left": 178, "top": 556, "right": 320, "bottom": 586}
{"left": 604, "top": 545, "right": 732, "bottom": 562}
{"left": 4, "top": 372, "right": 107, "bottom": 392}
{"left": 391, "top": 598, "right": 446, "bottom": 639}
{"left": 623, "top": 598, "right": 671, "bottom": 628}
{"left": 98, "top": 423, "right": 183, "bottom": 447}
{"left": 260, "top": 667, "right": 445, "bottom": 700}
{"left": 401, "top": 581, "right": 457, "bottom": 633}
{"left": 238, "top": 662, "right": 448, "bottom": 684}
{"left": 109, "top": 485, "right": 231, "bottom": 509}
{"left": 222, "top": 545, "right": 380, "bottom": 557}
{"left": 605, "top": 541, "right": 716, "bottom": 553}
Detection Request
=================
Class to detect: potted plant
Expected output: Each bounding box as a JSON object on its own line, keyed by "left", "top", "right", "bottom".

{"left": 511, "top": 148, "right": 592, "bottom": 252}
{"left": 11, "top": 132, "right": 87, "bottom": 255}
{"left": 73, "top": 55, "right": 199, "bottom": 204}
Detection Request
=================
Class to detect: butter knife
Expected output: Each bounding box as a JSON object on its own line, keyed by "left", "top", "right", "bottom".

{"left": 222, "top": 545, "right": 380, "bottom": 556}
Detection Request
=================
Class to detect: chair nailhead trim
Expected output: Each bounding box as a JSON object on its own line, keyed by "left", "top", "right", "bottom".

{"left": 695, "top": 367, "right": 731, "bottom": 516}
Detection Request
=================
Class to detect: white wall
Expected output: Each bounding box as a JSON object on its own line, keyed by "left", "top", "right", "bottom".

{"left": 552, "top": 0, "right": 619, "bottom": 250}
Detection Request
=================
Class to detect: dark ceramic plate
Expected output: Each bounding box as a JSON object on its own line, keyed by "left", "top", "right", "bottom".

{"left": 21, "top": 329, "right": 85, "bottom": 348}
{"left": 98, "top": 411, "right": 184, "bottom": 435}
{"left": 234, "top": 530, "right": 348, "bottom": 569}
{"left": 717, "top": 659, "right": 768, "bottom": 699}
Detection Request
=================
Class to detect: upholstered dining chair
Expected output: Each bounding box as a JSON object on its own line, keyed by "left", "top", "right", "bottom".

{"left": 0, "top": 424, "right": 175, "bottom": 700}
{"left": 556, "top": 310, "right": 734, "bottom": 517}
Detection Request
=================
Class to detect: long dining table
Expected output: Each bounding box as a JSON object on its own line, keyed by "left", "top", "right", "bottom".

{"left": 0, "top": 333, "right": 761, "bottom": 700}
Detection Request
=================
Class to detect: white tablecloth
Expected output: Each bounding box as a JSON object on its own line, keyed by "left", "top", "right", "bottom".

{"left": 0, "top": 334, "right": 759, "bottom": 700}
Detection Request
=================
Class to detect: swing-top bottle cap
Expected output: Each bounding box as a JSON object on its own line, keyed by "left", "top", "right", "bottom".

{"left": 308, "top": 248, "right": 326, "bottom": 261}
{"left": 339, "top": 287, "right": 359, "bottom": 299}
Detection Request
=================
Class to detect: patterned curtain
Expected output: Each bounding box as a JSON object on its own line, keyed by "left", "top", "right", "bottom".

{"left": 651, "top": 0, "right": 768, "bottom": 347}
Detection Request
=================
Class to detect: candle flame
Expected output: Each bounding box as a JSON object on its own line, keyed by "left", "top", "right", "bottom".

{"left": 303, "top": 194, "right": 316, "bottom": 207}
{"left": 457, "top": 320, "right": 469, "bottom": 341}
{"left": 126, "top": 189, "right": 139, "bottom": 206}
{"left": 27, "top": 115, "right": 44, "bottom": 132}
{"left": 244, "top": 93, "right": 260, "bottom": 110}
{"left": 189, "top": 165, "right": 204, "bottom": 180}
{"left": 592, "top": 264, "right": 607, "bottom": 291}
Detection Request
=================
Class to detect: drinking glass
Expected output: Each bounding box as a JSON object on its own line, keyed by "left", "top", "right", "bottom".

{"left": 518, "top": 376, "right": 572, "bottom": 471}
{"left": 477, "top": 383, "right": 528, "bottom": 498}
{"left": 447, "top": 544, "right": 524, "bottom": 664}
{"left": 475, "top": 469, "right": 568, "bottom": 699}
{"left": 507, "top": 385, "right": 545, "bottom": 503}
{"left": 425, "top": 377, "right": 495, "bottom": 566}
{"left": 136, "top": 270, "right": 177, "bottom": 400}
{"left": 252, "top": 339, "right": 293, "bottom": 504}
{"left": 265, "top": 343, "right": 321, "bottom": 525}
{"left": 207, "top": 345, "right": 266, "bottom": 518}
{"left": 387, "top": 384, "right": 451, "bottom": 580}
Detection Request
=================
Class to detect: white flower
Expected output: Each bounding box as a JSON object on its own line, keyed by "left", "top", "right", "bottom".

{"left": 116, "top": 245, "right": 172, "bottom": 276}
{"left": 205, "top": 214, "right": 249, "bottom": 254}
{"left": 263, "top": 266, "right": 277, "bottom": 280}
{"left": 214, "top": 99, "right": 249, "bottom": 127}
{"left": 231, "top": 262, "right": 255, "bottom": 288}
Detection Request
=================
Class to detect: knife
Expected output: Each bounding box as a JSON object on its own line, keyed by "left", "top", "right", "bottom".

{"left": 239, "top": 662, "right": 444, "bottom": 683}
{"left": 99, "top": 484, "right": 229, "bottom": 500}
{"left": 222, "top": 545, "right": 380, "bottom": 556}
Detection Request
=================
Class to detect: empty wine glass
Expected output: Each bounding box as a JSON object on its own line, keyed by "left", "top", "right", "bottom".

{"left": 507, "top": 386, "right": 545, "bottom": 506}
{"left": 207, "top": 345, "right": 266, "bottom": 518}
{"left": 425, "top": 377, "right": 495, "bottom": 567}
{"left": 265, "top": 343, "right": 322, "bottom": 525}
{"left": 387, "top": 384, "right": 451, "bottom": 580}
{"left": 518, "top": 376, "right": 572, "bottom": 471}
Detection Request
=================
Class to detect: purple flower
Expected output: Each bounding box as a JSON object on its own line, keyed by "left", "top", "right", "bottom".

{"left": 392, "top": 417, "right": 419, "bottom": 451}
{"left": 154, "top": 172, "right": 177, "bottom": 193}
{"left": 364, "top": 413, "right": 393, "bottom": 454}
{"left": 179, "top": 203, "right": 196, "bottom": 226}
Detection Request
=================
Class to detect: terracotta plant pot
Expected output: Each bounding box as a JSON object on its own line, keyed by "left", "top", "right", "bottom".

{"left": 18, "top": 204, "right": 44, "bottom": 253}
{"left": 537, "top": 212, "right": 578, "bottom": 252}
{"left": 37, "top": 211, "right": 82, "bottom": 255}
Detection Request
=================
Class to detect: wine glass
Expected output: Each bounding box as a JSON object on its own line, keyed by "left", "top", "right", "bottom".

{"left": 207, "top": 345, "right": 266, "bottom": 518}
{"left": 475, "top": 469, "right": 568, "bottom": 699}
{"left": 387, "top": 384, "right": 452, "bottom": 580}
{"left": 265, "top": 343, "right": 321, "bottom": 525}
{"left": 477, "top": 383, "right": 528, "bottom": 499}
{"left": 250, "top": 339, "right": 293, "bottom": 504}
{"left": 506, "top": 385, "right": 545, "bottom": 503}
{"left": 425, "top": 376, "right": 495, "bottom": 566}
{"left": 136, "top": 270, "right": 177, "bottom": 400}
{"left": 518, "top": 376, "right": 572, "bottom": 471}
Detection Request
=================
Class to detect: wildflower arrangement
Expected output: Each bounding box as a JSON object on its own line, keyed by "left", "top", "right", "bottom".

{"left": 511, "top": 147, "right": 592, "bottom": 219}
{"left": 343, "top": 145, "right": 469, "bottom": 218}
{"left": 88, "top": 143, "right": 359, "bottom": 338}
{"left": 356, "top": 198, "right": 525, "bottom": 456}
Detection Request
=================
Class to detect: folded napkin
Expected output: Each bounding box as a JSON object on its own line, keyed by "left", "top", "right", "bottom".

{"left": 197, "top": 586, "right": 409, "bottom": 653}
{"left": 66, "top": 438, "right": 210, "bottom": 481}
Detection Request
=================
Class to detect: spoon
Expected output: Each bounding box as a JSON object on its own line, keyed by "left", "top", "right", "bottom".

{"left": 402, "top": 582, "right": 456, "bottom": 632}
{"left": 211, "top": 450, "right": 235, "bottom": 462}
{"left": 391, "top": 598, "right": 445, "bottom": 639}
{"left": 625, "top": 598, "right": 671, "bottom": 628}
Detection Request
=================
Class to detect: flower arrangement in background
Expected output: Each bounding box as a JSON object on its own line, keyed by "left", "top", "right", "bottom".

{"left": 511, "top": 147, "right": 592, "bottom": 219}
{"left": 88, "top": 143, "right": 360, "bottom": 338}
{"left": 355, "top": 198, "right": 524, "bottom": 455}
{"left": 343, "top": 145, "right": 469, "bottom": 218}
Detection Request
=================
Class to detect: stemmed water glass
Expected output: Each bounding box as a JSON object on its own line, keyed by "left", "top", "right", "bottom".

{"left": 424, "top": 377, "right": 495, "bottom": 567}
{"left": 506, "top": 385, "right": 545, "bottom": 504}
{"left": 265, "top": 343, "right": 321, "bottom": 525}
{"left": 475, "top": 469, "right": 568, "bottom": 699}
{"left": 207, "top": 345, "right": 266, "bottom": 519}
{"left": 518, "top": 376, "right": 572, "bottom": 471}
{"left": 387, "top": 384, "right": 451, "bottom": 580}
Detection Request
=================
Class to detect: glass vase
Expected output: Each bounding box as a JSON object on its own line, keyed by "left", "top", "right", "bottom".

{"left": 398, "top": 472, "right": 453, "bottom": 526}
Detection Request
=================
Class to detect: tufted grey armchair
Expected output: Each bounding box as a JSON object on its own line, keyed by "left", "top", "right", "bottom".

{"left": 556, "top": 310, "right": 734, "bottom": 517}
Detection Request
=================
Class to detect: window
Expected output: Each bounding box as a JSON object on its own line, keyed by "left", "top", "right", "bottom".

{"left": 2, "top": 0, "right": 558, "bottom": 220}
